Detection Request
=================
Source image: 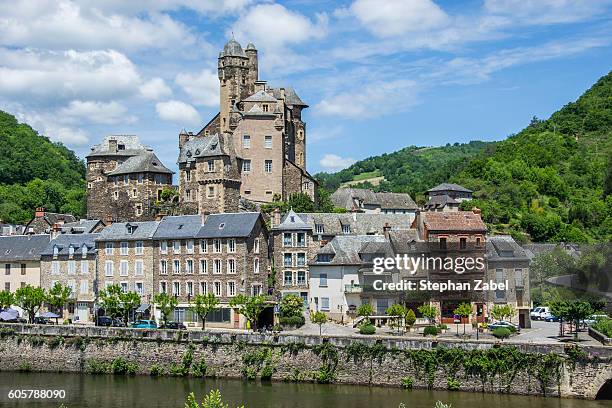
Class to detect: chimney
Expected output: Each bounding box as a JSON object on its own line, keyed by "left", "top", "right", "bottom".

{"left": 35, "top": 207, "right": 45, "bottom": 218}
{"left": 201, "top": 211, "right": 210, "bottom": 226}
{"left": 51, "top": 223, "right": 62, "bottom": 240}
{"left": 104, "top": 215, "right": 113, "bottom": 226}
{"left": 179, "top": 129, "right": 190, "bottom": 149}
{"left": 108, "top": 139, "right": 118, "bottom": 152}
{"left": 155, "top": 212, "right": 167, "bottom": 222}
{"left": 383, "top": 222, "right": 391, "bottom": 239}
{"left": 472, "top": 207, "right": 482, "bottom": 215}
{"left": 272, "top": 207, "right": 281, "bottom": 227}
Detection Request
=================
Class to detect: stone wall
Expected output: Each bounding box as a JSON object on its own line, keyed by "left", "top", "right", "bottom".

{"left": 0, "top": 324, "right": 610, "bottom": 399}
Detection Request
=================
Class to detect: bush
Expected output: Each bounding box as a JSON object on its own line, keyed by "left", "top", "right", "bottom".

{"left": 150, "top": 364, "right": 166, "bottom": 377}
{"left": 279, "top": 315, "right": 305, "bottom": 327}
{"left": 111, "top": 357, "right": 138, "bottom": 375}
{"left": 437, "top": 324, "right": 448, "bottom": 330}
{"left": 447, "top": 377, "right": 460, "bottom": 390}
{"left": 191, "top": 360, "right": 207, "bottom": 377}
{"left": 506, "top": 325, "right": 517, "bottom": 333}
{"left": 401, "top": 376, "right": 413, "bottom": 389}
{"left": 592, "top": 317, "right": 612, "bottom": 337}
{"left": 359, "top": 324, "right": 376, "bottom": 335}
{"left": 423, "top": 326, "right": 440, "bottom": 336}
{"left": 85, "top": 359, "right": 110, "bottom": 374}
{"left": 492, "top": 327, "right": 511, "bottom": 339}
{"left": 18, "top": 362, "right": 32, "bottom": 372}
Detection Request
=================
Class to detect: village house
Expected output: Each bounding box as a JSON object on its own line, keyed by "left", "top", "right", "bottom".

{"left": 0, "top": 234, "right": 49, "bottom": 293}
{"left": 25, "top": 208, "right": 76, "bottom": 234}
{"left": 330, "top": 188, "right": 418, "bottom": 215}
{"left": 424, "top": 183, "right": 472, "bottom": 212}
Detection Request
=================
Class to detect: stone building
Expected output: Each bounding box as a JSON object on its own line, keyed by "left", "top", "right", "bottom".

{"left": 424, "top": 183, "right": 472, "bottom": 211}
{"left": 25, "top": 208, "right": 76, "bottom": 234}
{"left": 0, "top": 234, "right": 49, "bottom": 293}
{"left": 40, "top": 234, "right": 98, "bottom": 323}
{"left": 152, "top": 213, "right": 270, "bottom": 328}
{"left": 177, "top": 39, "right": 317, "bottom": 213}
{"left": 331, "top": 188, "right": 418, "bottom": 215}
{"left": 86, "top": 135, "right": 174, "bottom": 222}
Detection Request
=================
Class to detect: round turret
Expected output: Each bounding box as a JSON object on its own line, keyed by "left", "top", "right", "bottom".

{"left": 246, "top": 43, "right": 257, "bottom": 51}
{"left": 221, "top": 39, "right": 245, "bottom": 57}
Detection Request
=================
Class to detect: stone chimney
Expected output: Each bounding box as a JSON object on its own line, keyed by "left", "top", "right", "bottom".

{"left": 104, "top": 215, "right": 113, "bottom": 226}
{"left": 35, "top": 207, "right": 45, "bottom": 218}
{"left": 51, "top": 223, "right": 62, "bottom": 240}
{"left": 201, "top": 211, "right": 210, "bottom": 226}
{"left": 383, "top": 222, "right": 391, "bottom": 239}
{"left": 108, "top": 139, "right": 118, "bottom": 152}
{"left": 272, "top": 207, "right": 281, "bottom": 227}
{"left": 155, "top": 213, "right": 167, "bottom": 222}
{"left": 472, "top": 207, "right": 482, "bottom": 215}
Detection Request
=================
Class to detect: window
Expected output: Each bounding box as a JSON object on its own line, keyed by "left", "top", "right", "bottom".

{"left": 135, "top": 282, "right": 144, "bottom": 296}
{"left": 81, "top": 261, "right": 89, "bottom": 274}
{"left": 135, "top": 241, "right": 143, "bottom": 255}
{"left": 296, "top": 253, "right": 306, "bottom": 267}
{"left": 213, "top": 281, "right": 222, "bottom": 296}
{"left": 315, "top": 224, "right": 324, "bottom": 234}
{"left": 68, "top": 260, "right": 76, "bottom": 275}
{"left": 207, "top": 185, "right": 215, "bottom": 198}
{"left": 242, "top": 134, "right": 251, "bottom": 148}
{"left": 342, "top": 224, "right": 351, "bottom": 234}
{"left": 476, "top": 237, "right": 482, "bottom": 247}
{"left": 187, "top": 282, "right": 194, "bottom": 297}
{"left": 317, "top": 254, "right": 333, "bottom": 263}
{"left": 120, "top": 242, "right": 129, "bottom": 255}
{"left": 515, "top": 269, "right": 524, "bottom": 287}
{"left": 81, "top": 245, "right": 87, "bottom": 257}
{"left": 200, "top": 240, "right": 208, "bottom": 253}
{"left": 186, "top": 259, "right": 194, "bottom": 274}
{"left": 160, "top": 241, "right": 168, "bottom": 254}
{"left": 227, "top": 281, "right": 236, "bottom": 297}
{"left": 120, "top": 282, "right": 128, "bottom": 293}
{"left": 113, "top": 191, "right": 118, "bottom": 200}
{"left": 283, "top": 233, "right": 292, "bottom": 247}
{"left": 3, "top": 264, "right": 9, "bottom": 275}
{"left": 120, "top": 260, "right": 128, "bottom": 276}
{"left": 105, "top": 242, "right": 114, "bottom": 255}
{"left": 185, "top": 170, "right": 191, "bottom": 182}
{"left": 495, "top": 268, "right": 505, "bottom": 300}
{"left": 186, "top": 240, "right": 194, "bottom": 253}
{"left": 321, "top": 297, "right": 330, "bottom": 311}
{"left": 297, "top": 271, "right": 306, "bottom": 285}
{"left": 213, "top": 259, "right": 222, "bottom": 274}
{"left": 105, "top": 261, "right": 114, "bottom": 277}
{"left": 253, "top": 258, "right": 260, "bottom": 274}
{"left": 160, "top": 260, "right": 168, "bottom": 275}
{"left": 173, "top": 282, "right": 180, "bottom": 296}
{"left": 439, "top": 238, "right": 447, "bottom": 250}
{"left": 160, "top": 281, "right": 167, "bottom": 294}
{"left": 200, "top": 282, "right": 207, "bottom": 295}
{"left": 254, "top": 238, "right": 260, "bottom": 254}
{"left": 284, "top": 253, "right": 292, "bottom": 267}
{"left": 135, "top": 260, "right": 143, "bottom": 276}
{"left": 213, "top": 239, "right": 222, "bottom": 253}
{"left": 52, "top": 261, "right": 60, "bottom": 275}
{"left": 68, "top": 246, "right": 74, "bottom": 257}
{"left": 296, "top": 233, "right": 306, "bottom": 247}
{"left": 264, "top": 135, "right": 272, "bottom": 149}
{"left": 242, "top": 159, "right": 251, "bottom": 172}
{"left": 53, "top": 246, "right": 59, "bottom": 257}
{"left": 123, "top": 175, "right": 129, "bottom": 186}
{"left": 4, "top": 283, "right": 9, "bottom": 291}
{"left": 132, "top": 189, "right": 137, "bottom": 198}
{"left": 227, "top": 239, "right": 236, "bottom": 253}
{"left": 67, "top": 280, "right": 76, "bottom": 296}
{"left": 264, "top": 160, "right": 273, "bottom": 173}
{"left": 173, "top": 240, "right": 181, "bottom": 254}
{"left": 252, "top": 284, "right": 262, "bottom": 296}
{"left": 138, "top": 173, "right": 144, "bottom": 184}
{"left": 284, "top": 271, "right": 292, "bottom": 286}
{"left": 460, "top": 238, "right": 467, "bottom": 250}
{"left": 207, "top": 160, "right": 215, "bottom": 172}
{"left": 199, "top": 259, "right": 207, "bottom": 274}
{"left": 319, "top": 273, "right": 328, "bottom": 287}
{"left": 227, "top": 259, "right": 236, "bottom": 274}
{"left": 80, "top": 280, "right": 88, "bottom": 295}
{"left": 173, "top": 260, "right": 180, "bottom": 274}
{"left": 262, "top": 104, "right": 268, "bottom": 112}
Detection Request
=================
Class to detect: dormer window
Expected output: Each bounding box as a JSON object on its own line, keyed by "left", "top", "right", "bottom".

{"left": 262, "top": 104, "right": 268, "bottom": 112}
{"left": 315, "top": 224, "right": 324, "bottom": 234}
{"left": 81, "top": 245, "right": 88, "bottom": 257}
{"left": 118, "top": 144, "right": 125, "bottom": 150}
{"left": 53, "top": 246, "right": 59, "bottom": 257}
{"left": 342, "top": 224, "right": 351, "bottom": 234}
{"left": 68, "top": 246, "right": 74, "bottom": 256}
{"left": 218, "top": 223, "right": 225, "bottom": 230}
{"left": 126, "top": 224, "right": 136, "bottom": 234}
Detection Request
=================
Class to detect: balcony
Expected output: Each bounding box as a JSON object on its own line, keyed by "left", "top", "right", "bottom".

{"left": 344, "top": 284, "right": 362, "bottom": 293}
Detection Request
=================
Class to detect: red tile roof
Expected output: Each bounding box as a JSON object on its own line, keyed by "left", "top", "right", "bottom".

{"left": 422, "top": 211, "right": 486, "bottom": 232}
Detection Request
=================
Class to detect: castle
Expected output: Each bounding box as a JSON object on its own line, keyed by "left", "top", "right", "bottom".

{"left": 87, "top": 39, "right": 317, "bottom": 221}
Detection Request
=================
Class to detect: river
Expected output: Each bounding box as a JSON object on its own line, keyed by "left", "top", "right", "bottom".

{"left": 0, "top": 372, "right": 608, "bottom": 408}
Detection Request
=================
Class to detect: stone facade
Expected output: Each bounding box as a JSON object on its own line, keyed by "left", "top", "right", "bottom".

{"left": 0, "top": 234, "right": 49, "bottom": 292}
{"left": 25, "top": 208, "right": 76, "bottom": 234}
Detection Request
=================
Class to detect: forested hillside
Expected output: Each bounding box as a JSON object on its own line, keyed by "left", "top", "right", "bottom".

{"left": 317, "top": 71, "right": 612, "bottom": 243}
{"left": 0, "top": 111, "right": 86, "bottom": 224}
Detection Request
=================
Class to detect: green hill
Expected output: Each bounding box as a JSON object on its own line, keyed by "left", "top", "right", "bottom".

{"left": 316, "top": 71, "right": 612, "bottom": 243}
{"left": 0, "top": 111, "right": 86, "bottom": 224}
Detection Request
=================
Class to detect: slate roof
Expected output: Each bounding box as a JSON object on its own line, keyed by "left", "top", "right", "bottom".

{"left": 0, "top": 235, "right": 50, "bottom": 261}
{"left": 178, "top": 134, "right": 228, "bottom": 164}
{"left": 375, "top": 192, "right": 418, "bottom": 210}
{"left": 522, "top": 243, "right": 582, "bottom": 259}
{"left": 198, "top": 213, "right": 263, "bottom": 239}
{"left": 312, "top": 235, "right": 386, "bottom": 265}
{"left": 330, "top": 188, "right": 417, "bottom": 211}
{"left": 87, "top": 135, "right": 149, "bottom": 158}
{"left": 96, "top": 221, "right": 160, "bottom": 241}
{"left": 243, "top": 90, "right": 277, "bottom": 103}
{"left": 41, "top": 233, "right": 98, "bottom": 256}
{"left": 106, "top": 151, "right": 173, "bottom": 176}
{"left": 487, "top": 235, "right": 531, "bottom": 261}
{"left": 427, "top": 183, "right": 473, "bottom": 194}
{"left": 424, "top": 194, "right": 459, "bottom": 210}
{"left": 153, "top": 215, "right": 203, "bottom": 239}
{"left": 220, "top": 39, "right": 246, "bottom": 57}
{"left": 422, "top": 211, "right": 487, "bottom": 232}
{"left": 270, "top": 87, "right": 308, "bottom": 107}
{"left": 273, "top": 210, "right": 311, "bottom": 231}
{"left": 388, "top": 230, "right": 423, "bottom": 253}
{"left": 60, "top": 219, "right": 103, "bottom": 234}
{"left": 304, "top": 213, "right": 413, "bottom": 235}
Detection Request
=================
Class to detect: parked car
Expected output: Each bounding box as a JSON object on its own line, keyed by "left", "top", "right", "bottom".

{"left": 97, "top": 316, "right": 126, "bottom": 327}
{"left": 582, "top": 314, "right": 608, "bottom": 326}
{"left": 544, "top": 315, "right": 559, "bottom": 322}
{"left": 160, "top": 321, "right": 186, "bottom": 330}
{"left": 530, "top": 306, "right": 550, "bottom": 320}
{"left": 131, "top": 320, "right": 157, "bottom": 329}
{"left": 488, "top": 321, "right": 520, "bottom": 332}
{"left": 33, "top": 316, "right": 53, "bottom": 325}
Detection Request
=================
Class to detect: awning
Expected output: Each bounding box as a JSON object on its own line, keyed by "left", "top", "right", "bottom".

{"left": 41, "top": 311, "right": 60, "bottom": 318}
{"left": 136, "top": 304, "right": 150, "bottom": 313}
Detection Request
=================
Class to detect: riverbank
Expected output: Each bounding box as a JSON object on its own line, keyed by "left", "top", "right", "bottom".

{"left": 0, "top": 323, "right": 610, "bottom": 400}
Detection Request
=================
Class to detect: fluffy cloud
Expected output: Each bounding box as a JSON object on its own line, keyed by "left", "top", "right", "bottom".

{"left": 349, "top": 0, "right": 448, "bottom": 37}
{"left": 319, "top": 154, "right": 356, "bottom": 172}
{"left": 175, "top": 69, "right": 219, "bottom": 107}
{"left": 79, "top": 0, "right": 253, "bottom": 16}
{"left": 483, "top": 0, "right": 612, "bottom": 25}
{"left": 59, "top": 100, "right": 136, "bottom": 125}
{"left": 156, "top": 100, "right": 201, "bottom": 126}
{"left": 140, "top": 78, "right": 173, "bottom": 100}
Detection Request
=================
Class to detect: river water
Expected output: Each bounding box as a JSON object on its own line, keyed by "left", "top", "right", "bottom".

{"left": 0, "top": 372, "right": 608, "bottom": 408}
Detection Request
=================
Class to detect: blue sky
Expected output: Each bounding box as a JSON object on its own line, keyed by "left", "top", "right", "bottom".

{"left": 1, "top": 0, "right": 611, "bottom": 176}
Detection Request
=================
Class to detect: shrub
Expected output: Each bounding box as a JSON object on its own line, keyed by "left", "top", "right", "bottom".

{"left": 260, "top": 363, "right": 275, "bottom": 380}
{"left": 111, "top": 357, "right": 138, "bottom": 375}
{"left": 85, "top": 359, "right": 110, "bottom": 374}
{"left": 437, "top": 324, "right": 448, "bottom": 330}
{"left": 447, "top": 377, "right": 460, "bottom": 390}
{"left": 592, "top": 317, "right": 612, "bottom": 337}
{"left": 243, "top": 366, "right": 257, "bottom": 380}
{"left": 423, "top": 326, "right": 440, "bottom": 336}
{"left": 492, "top": 327, "right": 511, "bottom": 339}
{"left": 506, "top": 325, "right": 517, "bottom": 333}
{"left": 150, "top": 364, "right": 166, "bottom": 377}
{"left": 359, "top": 324, "right": 376, "bottom": 335}
{"left": 191, "top": 360, "right": 207, "bottom": 377}
{"left": 279, "top": 315, "right": 305, "bottom": 327}
{"left": 401, "top": 376, "right": 413, "bottom": 389}
{"left": 0, "top": 327, "right": 15, "bottom": 338}
{"left": 46, "top": 336, "right": 64, "bottom": 349}
{"left": 18, "top": 362, "right": 32, "bottom": 372}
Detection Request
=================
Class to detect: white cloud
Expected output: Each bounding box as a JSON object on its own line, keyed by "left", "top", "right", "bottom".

{"left": 319, "top": 154, "right": 356, "bottom": 172}
{"left": 140, "top": 78, "right": 172, "bottom": 100}
{"left": 309, "top": 126, "right": 344, "bottom": 143}
{"left": 59, "top": 100, "right": 136, "bottom": 125}
{"left": 175, "top": 69, "right": 218, "bottom": 107}
{"left": 483, "top": 0, "right": 612, "bottom": 25}
{"left": 156, "top": 100, "right": 201, "bottom": 126}
{"left": 349, "top": 0, "right": 448, "bottom": 37}
{"left": 79, "top": 0, "right": 253, "bottom": 16}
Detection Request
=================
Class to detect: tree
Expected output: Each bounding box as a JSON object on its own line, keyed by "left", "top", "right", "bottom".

{"left": 565, "top": 300, "right": 593, "bottom": 341}
{"left": 0, "top": 290, "right": 14, "bottom": 310}
{"left": 386, "top": 303, "right": 406, "bottom": 334}
{"left": 550, "top": 300, "right": 570, "bottom": 336}
{"left": 418, "top": 304, "right": 438, "bottom": 325}
{"left": 14, "top": 285, "right": 46, "bottom": 323}
{"left": 185, "top": 389, "right": 244, "bottom": 408}
{"left": 120, "top": 291, "right": 141, "bottom": 324}
{"left": 405, "top": 309, "right": 417, "bottom": 332}
{"left": 279, "top": 294, "right": 303, "bottom": 318}
{"left": 47, "top": 282, "right": 72, "bottom": 317}
{"left": 98, "top": 284, "right": 123, "bottom": 320}
{"left": 310, "top": 311, "right": 327, "bottom": 337}
{"left": 491, "top": 304, "right": 516, "bottom": 322}
{"left": 190, "top": 293, "right": 219, "bottom": 330}
{"left": 357, "top": 303, "right": 374, "bottom": 321}
{"left": 229, "top": 294, "right": 269, "bottom": 330}
{"left": 453, "top": 303, "right": 472, "bottom": 335}
{"left": 154, "top": 292, "right": 178, "bottom": 327}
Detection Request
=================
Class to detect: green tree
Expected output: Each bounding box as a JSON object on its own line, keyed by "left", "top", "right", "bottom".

{"left": 229, "top": 294, "right": 269, "bottom": 330}
{"left": 120, "top": 291, "right": 142, "bottom": 324}
{"left": 310, "top": 311, "right": 327, "bottom": 337}
{"left": 46, "top": 282, "right": 72, "bottom": 317}
{"left": 566, "top": 300, "right": 593, "bottom": 341}
{"left": 279, "top": 294, "right": 303, "bottom": 318}
{"left": 154, "top": 292, "right": 178, "bottom": 327}
{"left": 491, "top": 304, "right": 516, "bottom": 322}
{"left": 14, "top": 285, "right": 46, "bottom": 323}
{"left": 0, "top": 290, "right": 14, "bottom": 310}
{"left": 550, "top": 300, "right": 570, "bottom": 336}
{"left": 405, "top": 308, "right": 417, "bottom": 332}
{"left": 418, "top": 304, "right": 438, "bottom": 325}
{"left": 357, "top": 303, "right": 374, "bottom": 321}
{"left": 453, "top": 303, "right": 472, "bottom": 335}
{"left": 190, "top": 293, "right": 219, "bottom": 330}
{"left": 386, "top": 303, "right": 406, "bottom": 334}
{"left": 98, "top": 284, "right": 123, "bottom": 320}
{"left": 184, "top": 389, "right": 244, "bottom": 408}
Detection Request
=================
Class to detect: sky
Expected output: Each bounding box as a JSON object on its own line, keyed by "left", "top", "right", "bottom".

{"left": 0, "top": 0, "right": 611, "bottom": 175}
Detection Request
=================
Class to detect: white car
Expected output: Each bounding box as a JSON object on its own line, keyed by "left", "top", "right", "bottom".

{"left": 530, "top": 307, "right": 550, "bottom": 321}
